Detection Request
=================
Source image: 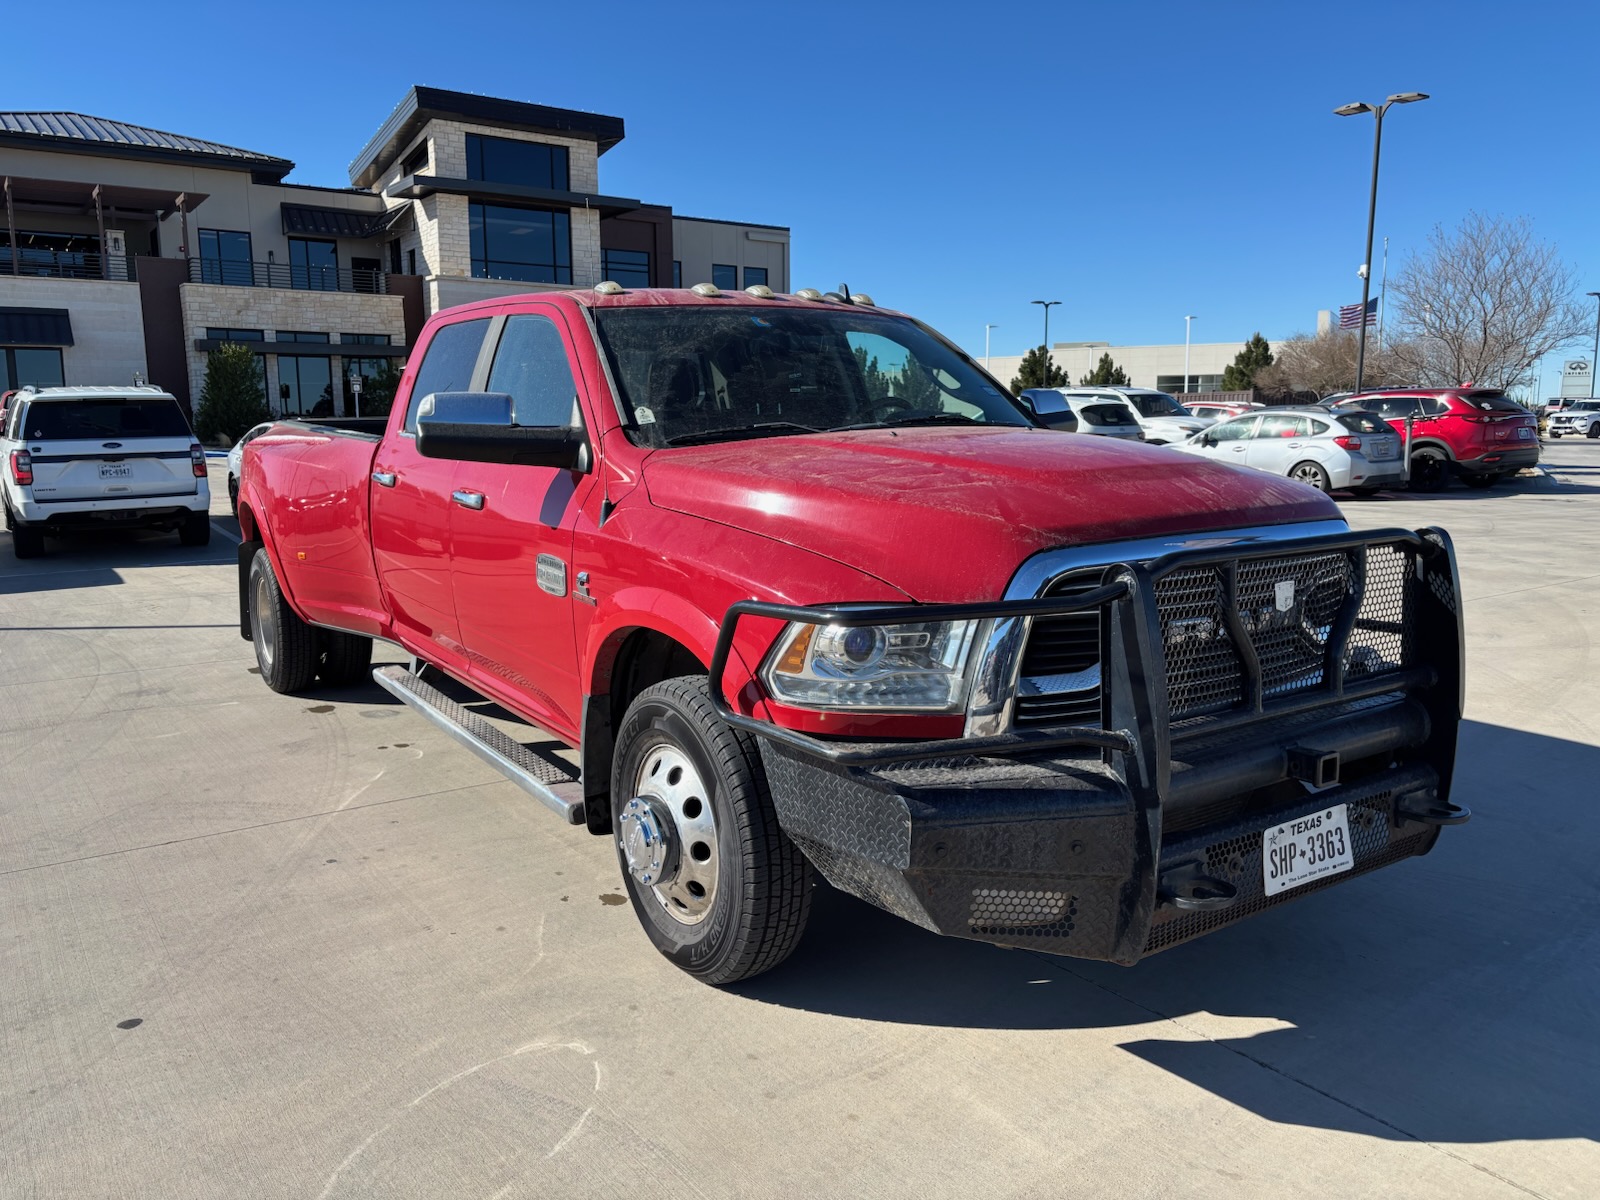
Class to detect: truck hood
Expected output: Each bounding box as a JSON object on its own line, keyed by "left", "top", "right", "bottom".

{"left": 641, "top": 427, "right": 1342, "bottom": 602}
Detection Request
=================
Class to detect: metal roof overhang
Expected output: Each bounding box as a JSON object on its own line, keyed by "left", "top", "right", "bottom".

{"left": 0, "top": 306, "right": 74, "bottom": 346}
{"left": 2, "top": 175, "right": 207, "bottom": 218}
{"left": 280, "top": 202, "right": 395, "bottom": 239}
{"left": 386, "top": 175, "right": 640, "bottom": 216}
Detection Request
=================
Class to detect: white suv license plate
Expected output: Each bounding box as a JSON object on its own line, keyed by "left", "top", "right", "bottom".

{"left": 99, "top": 463, "right": 132, "bottom": 479}
{"left": 1263, "top": 803, "right": 1354, "bottom": 895}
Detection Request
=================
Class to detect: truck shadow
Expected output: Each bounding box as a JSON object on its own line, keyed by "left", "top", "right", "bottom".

{"left": 736, "top": 719, "right": 1600, "bottom": 1145}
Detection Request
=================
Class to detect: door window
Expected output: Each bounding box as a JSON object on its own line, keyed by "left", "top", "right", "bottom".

{"left": 487, "top": 314, "right": 581, "bottom": 428}
{"left": 1208, "top": 416, "right": 1259, "bottom": 441}
{"left": 289, "top": 238, "right": 338, "bottom": 291}
{"left": 1257, "top": 414, "right": 1312, "bottom": 439}
{"left": 403, "top": 318, "right": 490, "bottom": 431}
{"left": 1374, "top": 396, "right": 1421, "bottom": 419}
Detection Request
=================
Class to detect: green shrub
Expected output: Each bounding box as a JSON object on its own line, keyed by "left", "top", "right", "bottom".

{"left": 194, "top": 343, "right": 271, "bottom": 444}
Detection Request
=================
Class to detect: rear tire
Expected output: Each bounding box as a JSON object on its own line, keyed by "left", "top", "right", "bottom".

{"left": 11, "top": 521, "right": 45, "bottom": 559}
{"left": 1588, "top": 425, "right": 1600, "bottom": 439}
{"left": 1288, "top": 460, "right": 1331, "bottom": 492}
{"left": 249, "top": 548, "right": 318, "bottom": 693}
{"left": 318, "top": 629, "right": 373, "bottom": 686}
{"left": 611, "top": 676, "right": 813, "bottom": 986}
{"left": 179, "top": 510, "right": 211, "bottom": 546}
{"left": 1408, "top": 448, "right": 1450, "bottom": 492}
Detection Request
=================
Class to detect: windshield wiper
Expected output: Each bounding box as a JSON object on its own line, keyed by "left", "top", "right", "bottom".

{"left": 831, "top": 412, "right": 984, "bottom": 432}
{"left": 664, "top": 421, "right": 825, "bottom": 446}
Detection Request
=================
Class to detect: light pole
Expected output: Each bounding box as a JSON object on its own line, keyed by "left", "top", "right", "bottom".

{"left": 1183, "top": 315, "right": 1195, "bottom": 394}
{"left": 1031, "top": 300, "right": 1061, "bottom": 380}
{"left": 984, "top": 323, "right": 999, "bottom": 370}
{"left": 1334, "top": 92, "right": 1429, "bottom": 394}
{"left": 1588, "top": 292, "right": 1600, "bottom": 399}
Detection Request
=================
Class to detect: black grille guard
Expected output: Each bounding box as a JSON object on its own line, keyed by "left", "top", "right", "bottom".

{"left": 707, "top": 525, "right": 1463, "bottom": 775}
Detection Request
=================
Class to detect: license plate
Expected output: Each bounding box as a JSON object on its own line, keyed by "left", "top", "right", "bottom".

{"left": 99, "top": 463, "right": 131, "bottom": 479}
{"left": 1518, "top": 427, "right": 1531, "bottom": 439}
{"left": 1263, "top": 804, "right": 1353, "bottom": 896}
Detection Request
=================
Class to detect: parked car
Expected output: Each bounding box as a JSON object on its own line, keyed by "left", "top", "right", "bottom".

{"left": 1, "top": 384, "right": 210, "bottom": 558}
{"left": 1020, "top": 388, "right": 1143, "bottom": 440}
{"left": 1185, "top": 399, "right": 1263, "bottom": 422}
{"left": 227, "top": 422, "right": 276, "bottom": 515}
{"left": 1336, "top": 388, "right": 1538, "bottom": 491}
{"left": 1175, "top": 407, "right": 1405, "bottom": 494}
{"left": 1547, "top": 399, "right": 1600, "bottom": 439}
{"left": 1054, "top": 386, "right": 1212, "bottom": 444}
{"left": 235, "top": 285, "right": 1466, "bottom": 986}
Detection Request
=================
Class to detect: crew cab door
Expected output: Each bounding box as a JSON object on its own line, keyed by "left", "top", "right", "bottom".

{"left": 370, "top": 315, "right": 493, "bottom": 667}
{"left": 448, "top": 309, "right": 592, "bottom": 741}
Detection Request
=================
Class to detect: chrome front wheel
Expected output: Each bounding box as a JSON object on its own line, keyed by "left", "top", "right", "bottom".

{"left": 621, "top": 743, "right": 721, "bottom": 924}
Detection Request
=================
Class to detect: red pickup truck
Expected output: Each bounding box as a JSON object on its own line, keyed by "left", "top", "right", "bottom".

{"left": 237, "top": 285, "right": 1468, "bottom": 985}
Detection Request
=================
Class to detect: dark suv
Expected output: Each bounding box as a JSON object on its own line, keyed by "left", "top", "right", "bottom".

{"left": 1337, "top": 388, "right": 1538, "bottom": 491}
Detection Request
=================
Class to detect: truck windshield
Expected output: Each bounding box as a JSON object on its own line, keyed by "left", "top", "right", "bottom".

{"left": 591, "top": 305, "right": 1030, "bottom": 447}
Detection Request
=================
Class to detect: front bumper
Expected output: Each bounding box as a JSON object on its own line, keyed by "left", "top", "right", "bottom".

{"left": 712, "top": 527, "right": 1466, "bottom": 963}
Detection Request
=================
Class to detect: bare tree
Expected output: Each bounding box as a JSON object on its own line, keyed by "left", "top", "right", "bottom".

{"left": 1254, "top": 329, "right": 1414, "bottom": 398}
{"left": 1388, "top": 213, "right": 1588, "bottom": 390}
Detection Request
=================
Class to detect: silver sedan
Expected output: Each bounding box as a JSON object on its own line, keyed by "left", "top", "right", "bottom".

{"left": 1174, "top": 408, "right": 1405, "bottom": 494}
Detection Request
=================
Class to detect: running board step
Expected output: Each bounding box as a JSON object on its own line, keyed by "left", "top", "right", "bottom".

{"left": 372, "top": 664, "right": 584, "bottom": 825}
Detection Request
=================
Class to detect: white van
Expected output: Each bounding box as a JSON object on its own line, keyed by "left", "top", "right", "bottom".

{"left": 1, "top": 385, "right": 211, "bottom": 558}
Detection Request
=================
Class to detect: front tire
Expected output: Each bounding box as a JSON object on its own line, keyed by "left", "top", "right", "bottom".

{"left": 248, "top": 548, "right": 318, "bottom": 693}
{"left": 1288, "top": 460, "right": 1331, "bottom": 492}
{"left": 228, "top": 475, "right": 239, "bottom": 516}
{"left": 611, "top": 676, "right": 812, "bottom": 986}
{"left": 1408, "top": 448, "right": 1450, "bottom": 492}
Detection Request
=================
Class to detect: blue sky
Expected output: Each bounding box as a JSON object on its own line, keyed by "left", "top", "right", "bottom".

{"left": 11, "top": 0, "right": 1600, "bottom": 395}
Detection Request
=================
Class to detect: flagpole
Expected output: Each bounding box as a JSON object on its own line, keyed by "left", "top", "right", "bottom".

{"left": 1378, "top": 235, "right": 1389, "bottom": 354}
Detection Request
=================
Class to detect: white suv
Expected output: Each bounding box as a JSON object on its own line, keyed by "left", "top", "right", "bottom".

{"left": 2, "top": 385, "right": 211, "bottom": 558}
{"left": 1547, "top": 399, "right": 1600, "bottom": 439}
{"left": 1056, "top": 386, "right": 1213, "bottom": 444}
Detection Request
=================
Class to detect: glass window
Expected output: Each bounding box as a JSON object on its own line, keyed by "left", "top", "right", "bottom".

{"left": 487, "top": 315, "right": 581, "bottom": 428}
{"left": 404, "top": 318, "right": 490, "bottom": 431}
{"left": 712, "top": 264, "right": 737, "bottom": 291}
{"left": 278, "top": 356, "right": 333, "bottom": 417}
{"left": 1124, "top": 391, "right": 1184, "bottom": 417}
{"left": 602, "top": 248, "right": 650, "bottom": 288}
{"left": 672, "top": 261, "right": 682, "bottom": 288}
{"left": 1372, "top": 396, "right": 1421, "bottom": 419}
{"left": 289, "top": 238, "right": 338, "bottom": 291}
{"left": 3, "top": 347, "right": 65, "bottom": 391}
{"left": 1257, "top": 414, "right": 1312, "bottom": 438}
{"left": 198, "top": 229, "right": 254, "bottom": 286}
{"left": 1337, "top": 412, "right": 1388, "bottom": 434}
{"left": 469, "top": 202, "right": 572, "bottom": 284}
{"left": 591, "top": 306, "right": 1029, "bottom": 448}
{"left": 341, "top": 332, "right": 391, "bottom": 346}
{"left": 275, "top": 331, "right": 330, "bottom": 344}
{"left": 1208, "top": 416, "right": 1260, "bottom": 441}
{"left": 206, "top": 327, "right": 264, "bottom": 342}
{"left": 21, "top": 394, "right": 190, "bottom": 439}
{"left": 401, "top": 142, "right": 429, "bottom": 176}
{"left": 466, "top": 134, "right": 570, "bottom": 191}
{"left": 745, "top": 266, "right": 769, "bottom": 289}
{"left": 1463, "top": 392, "right": 1524, "bottom": 413}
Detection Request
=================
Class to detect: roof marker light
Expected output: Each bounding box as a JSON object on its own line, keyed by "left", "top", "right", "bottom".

{"left": 691, "top": 282, "right": 721, "bottom": 297}
{"left": 850, "top": 293, "right": 876, "bottom": 307}
{"left": 594, "top": 280, "right": 625, "bottom": 295}
{"left": 795, "top": 288, "right": 823, "bottom": 301}
{"left": 744, "top": 284, "right": 774, "bottom": 299}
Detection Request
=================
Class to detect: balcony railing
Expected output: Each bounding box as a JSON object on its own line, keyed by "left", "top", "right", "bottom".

{"left": 187, "top": 258, "right": 387, "bottom": 295}
{"left": 0, "top": 251, "right": 135, "bottom": 281}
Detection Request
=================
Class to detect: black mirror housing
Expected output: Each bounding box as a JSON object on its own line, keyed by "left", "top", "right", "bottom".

{"left": 415, "top": 391, "right": 586, "bottom": 469}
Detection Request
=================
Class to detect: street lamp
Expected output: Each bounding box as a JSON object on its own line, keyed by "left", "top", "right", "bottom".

{"left": 1183, "top": 315, "right": 1196, "bottom": 394}
{"left": 1031, "top": 300, "right": 1061, "bottom": 378}
{"left": 1588, "top": 292, "right": 1600, "bottom": 399}
{"left": 984, "top": 323, "right": 1000, "bottom": 370}
{"left": 1334, "top": 91, "right": 1429, "bottom": 394}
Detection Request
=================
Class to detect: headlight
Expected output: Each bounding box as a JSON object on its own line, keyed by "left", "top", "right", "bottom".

{"left": 762, "top": 618, "right": 989, "bottom": 712}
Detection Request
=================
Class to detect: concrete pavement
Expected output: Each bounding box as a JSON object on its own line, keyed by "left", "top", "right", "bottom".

{"left": 1, "top": 450, "right": 1596, "bottom": 1198}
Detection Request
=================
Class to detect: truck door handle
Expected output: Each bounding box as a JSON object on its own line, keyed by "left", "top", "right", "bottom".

{"left": 452, "top": 489, "right": 485, "bottom": 511}
{"left": 372, "top": 471, "right": 396, "bottom": 487}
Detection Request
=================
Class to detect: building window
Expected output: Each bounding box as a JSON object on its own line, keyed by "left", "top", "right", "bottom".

{"left": 275, "top": 331, "right": 331, "bottom": 344}
{"left": 401, "top": 141, "right": 429, "bottom": 177}
{"left": 1, "top": 230, "right": 99, "bottom": 279}
{"left": 466, "top": 134, "right": 569, "bottom": 191}
{"left": 469, "top": 202, "right": 572, "bottom": 284}
{"left": 341, "top": 332, "right": 392, "bottom": 346}
{"left": 602, "top": 248, "right": 651, "bottom": 288}
{"left": 278, "top": 355, "right": 334, "bottom": 417}
{"left": 712, "top": 264, "right": 737, "bottom": 291}
{"left": 744, "top": 266, "right": 769, "bottom": 289}
{"left": 1156, "top": 374, "right": 1223, "bottom": 395}
{"left": 288, "top": 238, "right": 339, "bottom": 291}
{"left": 672, "top": 260, "right": 681, "bottom": 288}
{"left": 1, "top": 347, "right": 65, "bottom": 391}
{"left": 206, "top": 327, "right": 264, "bottom": 342}
{"left": 407, "top": 248, "right": 418, "bottom": 276}
{"left": 198, "top": 229, "right": 254, "bottom": 285}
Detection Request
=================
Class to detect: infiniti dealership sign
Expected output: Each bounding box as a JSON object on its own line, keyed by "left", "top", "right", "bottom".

{"left": 1560, "top": 358, "right": 1594, "bottom": 398}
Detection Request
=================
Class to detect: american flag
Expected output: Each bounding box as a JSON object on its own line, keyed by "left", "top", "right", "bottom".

{"left": 1339, "top": 297, "right": 1378, "bottom": 329}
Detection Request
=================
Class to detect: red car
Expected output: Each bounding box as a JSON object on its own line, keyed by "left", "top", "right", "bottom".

{"left": 1337, "top": 388, "right": 1539, "bottom": 491}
